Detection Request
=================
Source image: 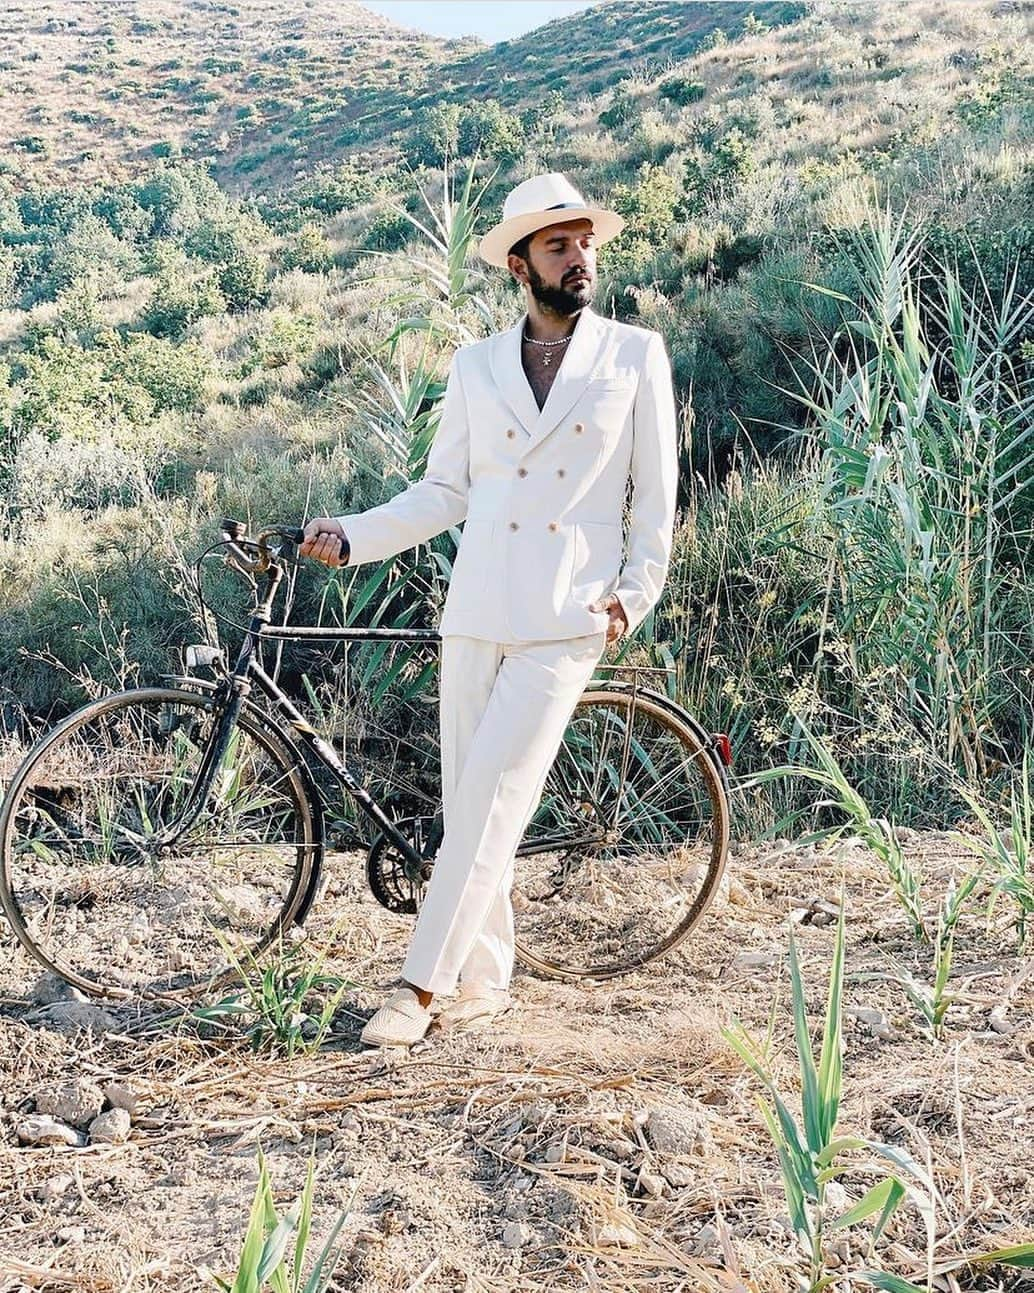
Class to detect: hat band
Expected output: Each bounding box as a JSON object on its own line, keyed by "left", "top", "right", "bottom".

{"left": 546, "top": 201, "right": 587, "bottom": 210}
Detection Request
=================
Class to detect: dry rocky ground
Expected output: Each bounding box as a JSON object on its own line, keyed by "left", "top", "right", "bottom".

{"left": 1, "top": 832, "right": 1032, "bottom": 1292}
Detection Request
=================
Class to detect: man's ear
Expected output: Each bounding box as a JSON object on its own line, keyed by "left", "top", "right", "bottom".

{"left": 507, "top": 253, "right": 528, "bottom": 286}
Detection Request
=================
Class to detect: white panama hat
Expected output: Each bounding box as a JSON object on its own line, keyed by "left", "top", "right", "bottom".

{"left": 477, "top": 171, "right": 625, "bottom": 269}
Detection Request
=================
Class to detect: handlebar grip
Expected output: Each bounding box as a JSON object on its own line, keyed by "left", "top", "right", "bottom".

{"left": 220, "top": 518, "right": 247, "bottom": 540}
{"left": 281, "top": 526, "right": 306, "bottom": 544}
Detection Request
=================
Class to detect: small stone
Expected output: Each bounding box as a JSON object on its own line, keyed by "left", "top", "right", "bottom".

{"left": 88, "top": 1108, "right": 131, "bottom": 1145}
{"left": 16, "top": 1116, "right": 84, "bottom": 1147}
{"left": 644, "top": 1104, "right": 712, "bottom": 1157}
{"left": 598, "top": 1223, "right": 639, "bottom": 1247}
{"left": 732, "top": 951, "right": 778, "bottom": 970}
{"left": 662, "top": 1163, "right": 695, "bottom": 1189}
{"left": 35, "top": 1002, "right": 117, "bottom": 1035}
{"left": 521, "top": 1099, "right": 555, "bottom": 1128}
{"left": 989, "top": 1008, "right": 1012, "bottom": 1035}
{"left": 36, "top": 1079, "right": 105, "bottom": 1129}
{"left": 102, "top": 1083, "right": 139, "bottom": 1117}
{"left": 543, "top": 1143, "right": 564, "bottom": 1163}
{"left": 637, "top": 1170, "right": 667, "bottom": 1198}
{"left": 825, "top": 1181, "right": 850, "bottom": 1212}
{"left": 31, "top": 973, "right": 88, "bottom": 1006}
{"left": 500, "top": 1221, "right": 532, "bottom": 1248}
{"left": 39, "top": 1174, "right": 75, "bottom": 1202}
{"left": 693, "top": 1223, "right": 718, "bottom": 1254}
{"left": 727, "top": 876, "right": 751, "bottom": 906}
{"left": 604, "top": 1136, "right": 636, "bottom": 1161}
{"left": 55, "top": 1226, "right": 85, "bottom": 1244}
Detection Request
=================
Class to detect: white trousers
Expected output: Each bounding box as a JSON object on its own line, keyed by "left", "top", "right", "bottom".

{"left": 400, "top": 630, "right": 608, "bottom": 995}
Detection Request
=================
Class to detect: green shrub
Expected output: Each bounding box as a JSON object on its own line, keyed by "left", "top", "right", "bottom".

{"left": 659, "top": 76, "right": 706, "bottom": 106}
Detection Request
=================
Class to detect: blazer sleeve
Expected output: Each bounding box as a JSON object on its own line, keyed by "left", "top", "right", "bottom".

{"left": 612, "top": 331, "right": 679, "bottom": 635}
{"left": 334, "top": 349, "right": 470, "bottom": 566}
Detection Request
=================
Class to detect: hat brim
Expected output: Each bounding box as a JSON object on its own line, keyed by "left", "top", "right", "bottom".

{"left": 478, "top": 207, "right": 625, "bottom": 268}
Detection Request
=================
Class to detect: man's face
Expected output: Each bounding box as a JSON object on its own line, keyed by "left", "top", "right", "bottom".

{"left": 516, "top": 218, "right": 597, "bottom": 315}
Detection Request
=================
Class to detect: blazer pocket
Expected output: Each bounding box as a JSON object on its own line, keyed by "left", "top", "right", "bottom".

{"left": 570, "top": 521, "right": 624, "bottom": 601}
{"left": 587, "top": 377, "right": 637, "bottom": 392}
{"left": 449, "top": 517, "right": 492, "bottom": 598}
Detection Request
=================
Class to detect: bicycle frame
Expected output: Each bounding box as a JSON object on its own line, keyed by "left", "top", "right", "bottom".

{"left": 182, "top": 533, "right": 732, "bottom": 894}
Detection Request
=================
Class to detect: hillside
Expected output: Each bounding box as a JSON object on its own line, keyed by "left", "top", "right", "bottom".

{"left": 1, "top": 1, "right": 805, "bottom": 194}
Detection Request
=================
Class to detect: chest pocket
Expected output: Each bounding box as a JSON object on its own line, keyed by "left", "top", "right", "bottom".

{"left": 580, "top": 377, "right": 637, "bottom": 435}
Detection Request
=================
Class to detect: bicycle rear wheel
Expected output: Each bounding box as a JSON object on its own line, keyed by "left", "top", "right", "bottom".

{"left": 512, "top": 686, "right": 729, "bottom": 980}
{"left": 0, "top": 687, "right": 320, "bottom": 1000}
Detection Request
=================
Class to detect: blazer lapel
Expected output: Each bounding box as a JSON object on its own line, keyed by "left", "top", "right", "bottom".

{"left": 489, "top": 305, "right": 608, "bottom": 454}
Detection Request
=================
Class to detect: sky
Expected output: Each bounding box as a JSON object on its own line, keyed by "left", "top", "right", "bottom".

{"left": 362, "top": 1, "right": 602, "bottom": 45}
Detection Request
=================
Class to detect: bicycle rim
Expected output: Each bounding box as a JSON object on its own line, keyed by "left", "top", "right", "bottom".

{"left": 0, "top": 688, "right": 319, "bottom": 1001}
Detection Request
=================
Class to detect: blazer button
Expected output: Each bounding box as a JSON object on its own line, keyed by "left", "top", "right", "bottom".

{"left": 574, "top": 422, "right": 584, "bottom": 434}
{"left": 509, "top": 521, "right": 519, "bottom": 531}
{"left": 547, "top": 521, "right": 558, "bottom": 532}
{"left": 506, "top": 429, "right": 516, "bottom": 439}
{"left": 517, "top": 467, "right": 528, "bottom": 478}
{"left": 557, "top": 468, "right": 566, "bottom": 477}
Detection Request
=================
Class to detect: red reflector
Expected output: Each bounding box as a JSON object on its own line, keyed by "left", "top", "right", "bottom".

{"left": 713, "top": 733, "right": 733, "bottom": 767}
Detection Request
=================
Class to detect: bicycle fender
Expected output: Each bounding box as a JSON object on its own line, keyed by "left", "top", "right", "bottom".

{"left": 590, "top": 679, "right": 733, "bottom": 798}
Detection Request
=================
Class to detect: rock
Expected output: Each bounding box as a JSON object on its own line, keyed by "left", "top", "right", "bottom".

{"left": 644, "top": 1104, "right": 711, "bottom": 1157}
{"left": 732, "top": 951, "right": 778, "bottom": 970}
{"left": 521, "top": 1099, "right": 556, "bottom": 1128}
{"left": 102, "top": 1082, "right": 139, "bottom": 1118}
{"left": 55, "top": 1226, "right": 85, "bottom": 1244}
{"left": 662, "top": 1162, "right": 695, "bottom": 1188}
{"left": 637, "top": 1170, "right": 667, "bottom": 1198}
{"left": 500, "top": 1221, "right": 532, "bottom": 1248}
{"left": 727, "top": 875, "right": 751, "bottom": 906}
{"left": 604, "top": 1136, "right": 636, "bottom": 1161}
{"left": 36, "top": 1078, "right": 105, "bottom": 1129}
{"left": 825, "top": 1181, "right": 850, "bottom": 1212}
{"left": 38, "top": 1174, "right": 75, "bottom": 1201}
{"left": 35, "top": 1001, "right": 117, "bottom": 1035}
{"left": 989, "top": 1008, "right": 1012, "bottom": 1035}
{"left": 16, "top": 1116, "right": 84, "bottom": 1147}
{"left": 88, "top": 1108, "right": 131, "bottom": 1145}
{"left": 598, "top": 1223, "right": 639, "bottom": 1247}
{"left": 846, "top": 1006, "right": 898, "bottom": 1041}
{"left": 543, "top": 1143, "right": 564, "bottom": 1164}
{"left": 693, "top": 1223, "right": 718, "bottom": 1254}
{"left": 31, "top": 973, "right": 88, "bottom": 1006}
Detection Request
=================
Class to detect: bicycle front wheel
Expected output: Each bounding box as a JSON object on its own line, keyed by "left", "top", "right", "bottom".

{"left": 0, "top": 687, "right": 320, "bottom": 1000}
{"left": 512, "top": 686, "right": 730, "bottom": 980}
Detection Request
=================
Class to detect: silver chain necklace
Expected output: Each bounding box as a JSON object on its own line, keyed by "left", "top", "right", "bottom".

{"left": 522, "top": 325, "right": 573, "bottom": 367}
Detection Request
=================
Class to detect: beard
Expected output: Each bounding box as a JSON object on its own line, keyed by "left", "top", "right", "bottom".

{"left": 526, "top": 260, "right": 594, "bottom": 316}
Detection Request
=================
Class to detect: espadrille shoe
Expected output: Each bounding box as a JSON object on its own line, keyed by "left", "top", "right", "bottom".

{"left": 436, "top": 985, "right": 513, "bottom": 1032}
{"left": 359, "top": 987, "right": 433, "bottom": 1047}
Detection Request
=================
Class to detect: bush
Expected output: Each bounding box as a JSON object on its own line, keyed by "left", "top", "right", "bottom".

{"left": 141, "top": 247, "right": 227, "bottom": 337}
{"left": 281, "top": 223, "right": 333, "bottom": 273}
{"left": 659, "top": 77, "right": 706, "bottom": 106}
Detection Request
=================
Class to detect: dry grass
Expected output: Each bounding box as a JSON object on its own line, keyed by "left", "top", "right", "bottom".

{"left": 1, "top": 831, "right": 1031, "bottom": 1291}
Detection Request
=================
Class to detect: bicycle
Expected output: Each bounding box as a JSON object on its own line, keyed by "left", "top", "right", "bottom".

{"left": 0, "top": 519, "right": 734, "bottom": 1002}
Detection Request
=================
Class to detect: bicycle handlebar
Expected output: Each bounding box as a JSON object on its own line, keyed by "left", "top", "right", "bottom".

{"left": 219, "top": 518, "right": 305, "bottom": 575}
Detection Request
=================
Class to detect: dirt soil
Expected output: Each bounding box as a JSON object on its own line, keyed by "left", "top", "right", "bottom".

{"left": 1, "top": 832, "right": 1032, "bottom": 1293}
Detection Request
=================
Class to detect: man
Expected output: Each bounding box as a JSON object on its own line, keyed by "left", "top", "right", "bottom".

{"left": 301, "top": 171, "right": 678, "bottom": 1047}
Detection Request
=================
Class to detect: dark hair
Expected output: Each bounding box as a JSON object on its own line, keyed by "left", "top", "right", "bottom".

{"left": 507, "top": 231, "right": 534, "bottom": 263}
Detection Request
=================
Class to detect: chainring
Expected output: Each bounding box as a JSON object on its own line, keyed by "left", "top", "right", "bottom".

{"left": 366, "top": 814, "right": 442, "bottom": 916}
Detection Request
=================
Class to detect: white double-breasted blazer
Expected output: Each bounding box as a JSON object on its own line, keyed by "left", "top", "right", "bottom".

{"left": 336, "top": 304, "right": 679, "bottom": 641}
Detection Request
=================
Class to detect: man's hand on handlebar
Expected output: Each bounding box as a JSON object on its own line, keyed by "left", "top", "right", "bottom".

{"left": 301, "top": 517, "right": 349, "bottom": 568}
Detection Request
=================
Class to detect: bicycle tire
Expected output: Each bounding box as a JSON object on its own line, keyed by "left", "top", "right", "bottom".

{"left": 512, "top": 686, "right": 730, "bottom": 980}
{"left": 0, "top": 687, "right": 320, "bottom": 1001}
